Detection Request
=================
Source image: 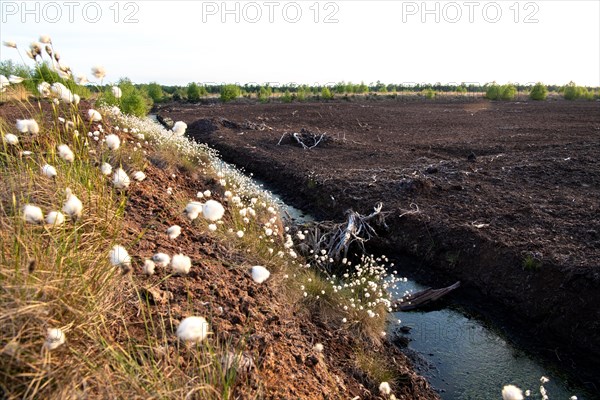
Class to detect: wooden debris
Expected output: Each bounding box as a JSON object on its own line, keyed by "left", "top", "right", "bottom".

{"left": 393, "top": 281, "right": 461, "bottom": 311}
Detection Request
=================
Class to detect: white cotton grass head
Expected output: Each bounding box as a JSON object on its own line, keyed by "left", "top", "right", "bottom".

{"left": 167, "top": 225, "right": 182, "bottom": 239}
{"left": 44, "top": 328, "right": 65, "bottom": 350}
{"left": 112, "top": 168, "right": 131, "bottom": 189}
{"left": 152, "top": 253, "right": 171, "bottom": 268}
{"left": 111, "top": 86, "right": 122, "bottom": 99}
{"left": 39, "top": 35, "right": 51, "bottom": 44}
{"left": 45, "top": 211, "right": 65, "bottom": 226}
{"left": 37, "top": 81, "right": 51, "bottom": 97}
{"left": 177, "top": 316, "right": 209, "bottom": 342}
{"left": 502, "top": 384, "right": 524, "bottom": 400}
{"left": 3, "top": 41, "right": 17, "bottom": 49}
{"left": 0, "top": 75, "right": 9, "bottom": 90}
{"left": 202, "top": 200, "right": 225, "bottom": 222}
{"left": 3, "top": 133, "right": 18, "bottom": 145}
{"left": 63, "top": 188, "right": 83, "bottom": 220}
{"left": 143, "top": 259, "right": 155, "bottom": 276}
{"left": 105, "top": 134, "right": 120, "bottom": 150}
{"left": 109, "top": 245, "right": 131, "bottom": 271}
{"left": 88, "top": 109, "right": 102, "bottom": 122}
{"left": 16, "top": 119, "right": 40, "bottom": 134}
{"left": 251, "top": 265, "right": 270, "bottom": 284}
{"left": 133, "top": 171, "right": 146, "bottom": 181}
{"left": 171, "top": 254, "right": 192, "bottom": 275}
{"left": 313, "top": 343, "right": 324, "bottom": 353}
{"left": 172, "top": 121, "right": 187, "bottom": 136}
{"left": 185, "top": 201, "right": 203, "bottom": 220}
{"left": 23, "top": 204, "right": 44, "bottom": 224}
{"left": 51, "top": 82, "right": 74, "bottom": 103}
{"left": 8, "top": 75, "right": 24, "bottom": 84}
{"left": 41, "top": 164, "right": 57, "bottom": 178}
{"left": 379, "top": 382, "right": 392, "bottom": 396}
{"left": 75, "top": 74, "right": 89, "bottom": 85}
{"left": 208, "top": 223, "right": 217, "bottom": 232}
{"left": 57, "top": 144, "right": 74, "bottom": 162}
{"left": 101, "top": 162, "right": 112, "bottom": 176}
{"left": 236, "top": 230, "right": 244, "bottom": 238}
{"left": 91, "top": 66, "right": 106, "bottom": 80}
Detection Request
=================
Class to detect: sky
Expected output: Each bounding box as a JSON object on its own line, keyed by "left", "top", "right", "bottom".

{"left": 1, "top": 0, "right": 599, "bottom": 87}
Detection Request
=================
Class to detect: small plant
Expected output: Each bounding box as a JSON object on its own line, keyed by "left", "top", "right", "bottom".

{"left": 485, "top": 83, "right": 516, "bottom": 101}
{"left": 529, "top": 82, "right": 548, "bottom": 101}
{"left": 187, "top": 82, "right": 201, "bottom": 102}
{"left": 281, "top": 89, "right": 292, "bottom": 103}
{"left": 257, "top": 86, "right": 271, "bottom": 103}
{"left": 320, "top": 87, "right": 334, "bottom": 100}
{"left": 563, "top": 81, "right": 593, "bottom": 101}
{"left": 146, "top": 82, "right": 164, "bottom": 103}
{"left": 220, "top": 84, "right": 240, "bottom": 102}
{"left": 422, "top": 88, "right": 435, "bottom": 99}
{"left": 522, "top": 254, "right": 542, "bottom": 271}
{"left": 499, "top": 84, "right": 517, "bottom": 100}
{"left": 485, "top": 82, "right": 501, "bottom": 100}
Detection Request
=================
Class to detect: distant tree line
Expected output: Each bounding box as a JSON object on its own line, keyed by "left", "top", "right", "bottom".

{"left": 1, "top": 60, "right": 598, "bottom": 108}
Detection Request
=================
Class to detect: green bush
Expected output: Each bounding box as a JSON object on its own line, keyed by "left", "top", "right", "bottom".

{"left": 296, "top": 88, "right": 306, "bottom": 102}
{"left": 146, "top": 82, "right": 164, "bottom": 103}
{"left": 529, "top": 82, "right": 548, "bottom": 101}
{"left": 485, "top": 83, "right": 501, "bottom": 100}
{"left": 321, "top": 87, "right": 333, "bottom": 100}
{"left": 257, "top": 86, "right": 271, "bottom": 103}
{"left": 282, "top": 89, "right": 292, "bottom": 103}
{"left": 100, "top": 78, "right": 152, "bottom": 117}
{"left": 187, "top": 82, "right": 201, "bottom": 102}
{"left": 422, "top": 88, "right": 435, "bottom": 99}
{"left": 499, "top": 84, "right": 517, "bottom": 101}
{"left": 485, "top": 83, "right": 516, "bottom": 101}
{"left": 563, "top": 81, "right": 593, "bottom": 101}
{"left": 220, "top": 84, "right": 240, "bottom": 102}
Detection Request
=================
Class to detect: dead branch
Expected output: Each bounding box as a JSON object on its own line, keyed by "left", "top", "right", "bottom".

{"left": 297, "top": 203, "right": 387, "bottom": 273}
{"left": 398, "top": 203, "right": 420, "bottom": 218}
{"left": 293, "top": 132, "right": 325, "bottom": 150}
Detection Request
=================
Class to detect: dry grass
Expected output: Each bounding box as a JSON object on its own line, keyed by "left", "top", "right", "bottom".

{"left": 0, "top": 100, "right": 243, "bottom": 399}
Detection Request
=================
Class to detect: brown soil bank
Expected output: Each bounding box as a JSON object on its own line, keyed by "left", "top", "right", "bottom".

{"left": 158, "top": 98, "right": 600, "bottom": 389}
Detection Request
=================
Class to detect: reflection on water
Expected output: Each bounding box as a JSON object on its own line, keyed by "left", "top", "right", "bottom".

{"left": 391, "top": 279, "right": 591, "bottom": 400}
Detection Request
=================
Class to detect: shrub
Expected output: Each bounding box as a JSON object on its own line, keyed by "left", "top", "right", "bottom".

{"left": 282, "top": 89, "right": 292, "bottom": 103}
{"left": 296, "top": 88, "right": 306, "bottom": 102}
{"left": 220, "top": 84, "right": 240, "bottom": 103}
{"left": 146, "top": 82, "right": 164, "bottom": 103}
{"left": 529, "top": 82, "right": 548, "bottom": 101}
{"left": 257, "top": 86, "right": 271, "bottom": 103}
{"left": 563, "top": 82, "right": 594, "bottom": 101}
{"left": 101, "top": 78, "right": 152, "bottom": 117}
{"left": 422, "top": 88, "right": 435, "bottom": 99}
{"left": 485, "top": 83, "right": 516, "bottom": 101}
{"left": 187, "top": 82, "right": 201, "bottom": 102}
{"left": 485, "top": 83, "right": 501, "bottom": 100}
{"left": 499, "top": 84, "right": 517, "bottom": 101}
{"left": 321, "top": 87, "right": 333, "bottom": 100}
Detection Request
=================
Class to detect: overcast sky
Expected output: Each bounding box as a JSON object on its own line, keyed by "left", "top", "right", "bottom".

{"left": 1, "top": 1, "right": 599, "bottom": 87}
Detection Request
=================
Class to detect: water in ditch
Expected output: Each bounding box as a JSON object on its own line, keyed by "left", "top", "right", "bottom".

{"left": 389, "top": 278, "right": 592, "bottom": 399}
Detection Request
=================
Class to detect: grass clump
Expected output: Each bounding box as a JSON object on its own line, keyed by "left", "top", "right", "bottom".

{"left": 522, "top": 254, "right": 542, "bottom": 271}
